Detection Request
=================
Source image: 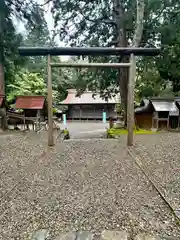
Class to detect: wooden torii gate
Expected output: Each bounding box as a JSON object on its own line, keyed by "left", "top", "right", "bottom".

{"left": 18, "top": 47, "right": 160, "bottom": 146}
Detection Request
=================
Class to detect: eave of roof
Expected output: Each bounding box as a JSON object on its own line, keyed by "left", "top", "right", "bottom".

{"left": 60, "top": 90, "right": 119, "bottom": 105}
{"left": 15, "top": 96, "right": 45, "bottom": 109}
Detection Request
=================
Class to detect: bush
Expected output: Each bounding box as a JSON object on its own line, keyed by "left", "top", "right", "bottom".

{"left": 107, "top": 128, "right": 157, "bottom": 138}
{"left": 63, "top": 129, "right": 70, "bottom": 139}
{"left": 53, "top": 108, "right": 57, "bottom": 114}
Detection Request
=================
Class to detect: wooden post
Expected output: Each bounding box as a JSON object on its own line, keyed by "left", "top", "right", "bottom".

{"left": 38, "top": 110, "right": 41, "bottom": 131}
{"left": 167, "top": 113, "right": 170, "bottom": 130}
{"left": 35, "top": 110, "right": 41, "bottom": 132}
{"left": 152, "top": 117, "right": 154, "bottom": 129}
{"left": 127, "top": 54, "right": 136, "bottom": 146}
{"left": 23, "top": 111, "right": 26, "bottom": 130}
{"left": 47, "top": 55, "right": 54, "bottom": 146}
{"left": 35, "top": 111, "right": 38, "bottom": 132}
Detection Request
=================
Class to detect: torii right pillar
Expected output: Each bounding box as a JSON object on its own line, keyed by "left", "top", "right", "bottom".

{"left": 127, "top": 54, "right": 136, "bottom": 146}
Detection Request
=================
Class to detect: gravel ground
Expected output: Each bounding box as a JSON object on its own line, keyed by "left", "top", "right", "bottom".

{"left": 133, "top": 133, "right": 180, "bottom": 216}
{"left": 0, "top": 131, "right": 179, "bottom": 239}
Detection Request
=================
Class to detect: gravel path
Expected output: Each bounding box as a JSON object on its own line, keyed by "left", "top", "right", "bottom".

{"left": 58, "top": 122, "right": 108, "bottom": 139}
{"left": 0, "top": 132, "right": 179, "bottom": 239}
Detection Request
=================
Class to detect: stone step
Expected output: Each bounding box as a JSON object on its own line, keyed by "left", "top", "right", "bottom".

{"left": 100, "top": 230, "right": 128, "bottom": 240}
{"left": 31, "top": 230, "right": 179, "bottom": 240}
{"left": 55, "top": 232, "right": 93, "bottom": 240}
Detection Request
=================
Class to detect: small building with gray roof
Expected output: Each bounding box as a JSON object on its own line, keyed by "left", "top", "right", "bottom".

{"left": 135, "top": 97, "right": 180, "bottom": 130}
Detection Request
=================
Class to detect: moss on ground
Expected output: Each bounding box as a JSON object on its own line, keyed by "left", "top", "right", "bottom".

{"left": 107, "top": 128, "right": 158, "bottom": 138}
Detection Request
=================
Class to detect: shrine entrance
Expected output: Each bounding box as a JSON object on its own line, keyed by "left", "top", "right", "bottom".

{"left": 18, "top": 46, "right": 160, "bottom": 146}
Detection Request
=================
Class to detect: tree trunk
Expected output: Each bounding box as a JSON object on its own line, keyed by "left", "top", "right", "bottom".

{"left": 0, "top": 0, "right": 8, "bottom": 130}
{"left": 0, "top": 108, "right": 8, "bottom": 130}
{"left": 112, "top": 0, "right": 128, "bottom": 126}
{"left": 0, "top": 63, "right": 8, "bottom": 130}
{"left": 0, "top": 63, "right": 4, "bottom": 95}
{"left": 113, "top": 0, "right": 145, "bottom": 126}
{"left": 119, "top": 64, "right": 128, "bottom": 126}
{"left": 132, "top": 0, "right": 145, "bottom": 47}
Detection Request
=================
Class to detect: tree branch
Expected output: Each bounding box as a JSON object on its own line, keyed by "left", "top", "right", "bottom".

{"left": 76, "top": 4, "right": 116, "bottom": 26}
{"left": 39, "top": 0, "right": 52, "bottom": 6}
{"left": 132, "top": 0, "right": 145, "bottom": 47}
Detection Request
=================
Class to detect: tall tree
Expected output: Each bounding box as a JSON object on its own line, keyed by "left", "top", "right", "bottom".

{"left": 49, "top": 0, "right": 153, "bottom": 124}
{"left": 0, "top": 0, "right": 44, "bottom": 93}
{"left": 157, "top": 9, "right": 180, "bottom": 95}
{"left": 23, "top": 6, "right": 75, "bottom": 104}
{"left": 0, "top": 0, "right": 44, "bottom": 129}
{"left": 49, "top": 0, "right": 180, "bottom": 122}
{"left": 0, "top": 0, "right": 7, "bottom": 129}
{"left": 24, "top": 4, "right": 51, "bottom": 78}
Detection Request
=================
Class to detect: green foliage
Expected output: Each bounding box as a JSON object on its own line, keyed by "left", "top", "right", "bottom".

{"left": 63, "top": 129, "right": 70, "bottom": 140}
{"left": 51, "top": 58, "right": 76, "bottom": 103}
{"left": 50, "top": 0, "right": 180, "bottom": 104}
{"left": 107, "top": 128, "right": 157, "bottom": 138}
{"left": 135, "top": 58, "right": 167, "bottom": 101}
{"left": 157, "top": 16, "right": 180, "bottom": 94}
{"left": 0, "top": 1, "right": 74, "bottom": 106}
{"left": 0, "top": 0, "right": 49, "bottom": 97}
{"left": 138, "top": 2, "right": 180, "bottom": 99}
{"left": 1, "top": 0, "right": 180, "bottom": 111}
{"left": 7, "top": 70, "right": 46, "bottom": 102}
{"left": 115, "top": 102, "right": 122, "bottom": 114}
{"left": 50, "top": 0, "right": 128, "bottom": 99}
{"left": 0, "top": 1, "right": 25, "bottom": 94}
{"left": 23, "top": 4, "right": 52, "bottom": 81}
{"left": 23, "top": 7, "right": 75, "bottom": 104}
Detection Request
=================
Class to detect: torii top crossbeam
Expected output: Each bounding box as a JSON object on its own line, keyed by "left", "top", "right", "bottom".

{"left": 18, "top": 47, "right": 161, "bottom": 56}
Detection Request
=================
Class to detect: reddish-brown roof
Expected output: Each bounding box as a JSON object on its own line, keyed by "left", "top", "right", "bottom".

{"left": 15, "top": 96, "right": 45, "bottom": 109}
{"left": 0, "top": 95, "right": 4, "bottom": 107}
